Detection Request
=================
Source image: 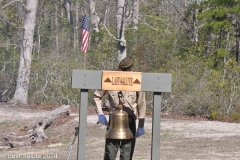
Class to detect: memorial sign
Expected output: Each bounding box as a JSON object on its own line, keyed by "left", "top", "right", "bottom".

{"left": 71, "top": 69, "right": 172, "bottom": 160}
{"left": 102, "top": 71, "right": 142, "bottom": 91}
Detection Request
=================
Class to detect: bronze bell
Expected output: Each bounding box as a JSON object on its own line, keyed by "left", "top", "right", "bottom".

{"left": 105, "top": 110, "right": 134, "bottom": 139}
{"left": 105, "top": 91, "right": 134, "bottom": 139}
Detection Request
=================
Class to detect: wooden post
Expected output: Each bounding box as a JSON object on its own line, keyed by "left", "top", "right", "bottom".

{"left": 151, "top": 92, "right": 161, "bottom": 159}
{"left": 77, "top": 89, "right": 88, "bottom": 159}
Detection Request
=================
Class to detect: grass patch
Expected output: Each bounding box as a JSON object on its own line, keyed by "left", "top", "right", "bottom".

{"left": 0, "top": 121, "right": 19, "bottom": 128}
{"left": 0, "top": 121, "right": 8, "bottom": 126}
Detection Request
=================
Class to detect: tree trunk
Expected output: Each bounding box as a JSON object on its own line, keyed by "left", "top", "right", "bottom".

{"left": 3, "top": 105, "right": 70, "bottom": 148}
{"left": 73, "top": 1, "right": 79, "bottom": 50}
{"left": 9, "top": 0, "right": 38, "bottom": 105}
{"left": 89, "top": 0, "right": 100, "bottom": 33}
{"left": 132, "top": 0, "right": 139, "bottom": 30}
{"left": 103, "top": 1, "right": 110, "bottom": 27}
{"left": 64, "top": 0, "right": 74, "bottom": 46}
{"left": 236, "top": 20, "right": 240, "bottom": 63}
{"left": 17, "top": 1, "right": 24, "bottom": 22}
{"left": 237, "top": 37, "right": 240, "bottom": 63}
{"left": 117, "top": 0, "right": 127, "bottom": 62}
{"left": 185, "top": 0, "right": 188, "bottom": 7}
{"left": 64, "top": 0, "right": 73, "bottom": 25}
{"left": 55, "top": 1, "right": 59, "bottom": 60}
{"left": 193, "top": 0, "right": 199, "bottom": 45}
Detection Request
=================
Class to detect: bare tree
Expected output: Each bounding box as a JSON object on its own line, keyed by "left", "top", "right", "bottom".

{"left": 103, "top": 0, "right": 110, "bottom": 26}
{"left": 88, "top": 0, "right": 139, "bottom": 62}
{"left": 193, "top": 0, "right": 200, "bottom": 45}
{"left": 236, "top": 16, "right": 240, "bottom": 63}
{"left": 55, "top": 0, "right": 59, "bottom": 60}
{"left": 132, "top": 0, "right": 139, "bottom": 30}
{"left": 9, "top": 0, "right": 38, "bottom": 105}
{"left": 117, "top": 0, "right": 127, "bottom": 62}
{"left": 64, "top": 0, "right": 73, "bottom": 25}
{"left": 73, "top": 1, "right": 79, "bottom": 50}
{"left": 89, "top": 0, "right": 100, "bottom": 32}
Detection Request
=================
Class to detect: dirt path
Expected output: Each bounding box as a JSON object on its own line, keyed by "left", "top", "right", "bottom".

{"left": 0, "top": 104, "right": 49, "bottom": 122}
{"left": 1, "top": 103, "right": 240, "bottom": 160}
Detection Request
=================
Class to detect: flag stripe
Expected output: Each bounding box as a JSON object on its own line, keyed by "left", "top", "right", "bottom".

{"left": 82, "top": 32, "right": 88, "bottom": 51}
{"left": 81, "top": 15, "right": 89, "bottom": 53}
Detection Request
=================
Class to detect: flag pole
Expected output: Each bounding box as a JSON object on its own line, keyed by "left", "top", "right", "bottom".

{"left": 84, "top": 51, "right": 86, "bottom": 69}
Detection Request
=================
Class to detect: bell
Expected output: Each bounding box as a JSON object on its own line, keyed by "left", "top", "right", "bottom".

{"left": 105, "top": 110, "right": 134, "bottom": 139}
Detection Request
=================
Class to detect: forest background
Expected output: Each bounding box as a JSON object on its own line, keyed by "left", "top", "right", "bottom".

{"left": 0, "top": 0, "right": 240, "bottom": 121}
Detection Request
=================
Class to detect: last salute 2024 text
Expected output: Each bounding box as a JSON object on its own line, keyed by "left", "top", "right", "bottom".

{"left": 7, "top": 153, "right": 57, "bottom": 159}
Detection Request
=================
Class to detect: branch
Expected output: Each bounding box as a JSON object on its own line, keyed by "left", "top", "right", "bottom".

{"left": 166, "top": 0, "right": 189, "bottom": 29}
{"left": 140, "top": 15, "right": 172, "bottom": 26}
{"left": 166, "top": 0, "right": 184, "bottom": 18}
{"left": 100, "top": 22, "right": 125, "bottom": 43}
{"left": 198, "top": 23, "right": 206, "bottom": 29}
{"left": 140, "top": 22, "right": 158, "bottom": 31}
{"left": 2, "top": 0, "right": 27, "bottom": 9}
{"left": 0, "top": 17, "right": 18, "bottom": 28}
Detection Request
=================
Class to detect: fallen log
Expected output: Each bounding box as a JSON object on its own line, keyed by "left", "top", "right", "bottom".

{"left": 3, "top": 105, "right": 70, "bottom": 148}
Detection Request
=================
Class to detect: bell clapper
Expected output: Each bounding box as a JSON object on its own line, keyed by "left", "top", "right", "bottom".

{"left": 117, "top": 91, "right": 124, "bottom": 110}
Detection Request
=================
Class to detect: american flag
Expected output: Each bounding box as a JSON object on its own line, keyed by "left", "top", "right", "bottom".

{"left": 81, "top": 14, "right": 89, "bottom": 53}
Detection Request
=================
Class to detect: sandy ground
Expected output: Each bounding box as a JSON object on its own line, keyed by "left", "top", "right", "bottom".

{"left": 1, "top": 103, "right": 240, "bottom": 160}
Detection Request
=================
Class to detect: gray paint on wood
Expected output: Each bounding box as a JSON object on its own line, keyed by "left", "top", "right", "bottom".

{"left": 72, "top": 70, "right": 172, "bottom": 92}
{"left": 77, "top": 89, "right": 88, "bottom": 160}
{"left": 151, "top": 92, "right": 161, "bottom": 160}
{"left": 72, "top": 70, "right": 102, "bottom": 89}
{"left": 142, "top": 73, "right": 172, "bottom": 92}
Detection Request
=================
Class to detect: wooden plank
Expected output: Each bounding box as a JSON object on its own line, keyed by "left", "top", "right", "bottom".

{"left": 142, "top": 73, "right": 172, "bottom": 92}
{"left": 72, "top": 70, "right": 102, "bottom": 89}
{"left": 72, "top": 70, "right": 172, "bottom": 92}
{"left": 102, "top": 71, "right": 142, "bottom": 91}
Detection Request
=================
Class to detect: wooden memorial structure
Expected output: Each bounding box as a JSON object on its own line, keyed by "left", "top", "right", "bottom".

{"left": 72, "top": 70, "right": 172, "bottom": 160}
